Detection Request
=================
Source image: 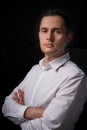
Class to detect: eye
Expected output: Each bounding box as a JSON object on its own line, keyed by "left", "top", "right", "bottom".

{"left": 40, "top": 28, "right": 48, "bottom": 33}
{"left": 54, "top": 29, "right": 62, "bottom": 34}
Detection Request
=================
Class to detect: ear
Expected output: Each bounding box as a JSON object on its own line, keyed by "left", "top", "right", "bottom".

{"left": 67, "top": 32, "right": 73, "bottom": 44}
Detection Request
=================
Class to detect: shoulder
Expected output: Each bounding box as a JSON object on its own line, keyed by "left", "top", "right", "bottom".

{"left": 27, "top": 64, "right": 40, "bottom": 74}
{"left": 31, "top": 64, "right": 40, "bottom": 70}
{"left": 61, "top": 60, "right": 86, "bottom": 79}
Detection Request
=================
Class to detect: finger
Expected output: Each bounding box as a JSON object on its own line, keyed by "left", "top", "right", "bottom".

{"left": 18, "top": 89, "right": 24, "bottom": 98}
{"left": 12, "top": 92, "right": 19, "bottom": 102}
{"left": 18, "top": 89, "right": 25, "bottom": 105}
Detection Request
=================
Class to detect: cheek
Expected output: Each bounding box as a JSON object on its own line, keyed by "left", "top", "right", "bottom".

{"left": 39, "top": 35, "right": 44, "bottom": 43}
{"left": 39, "top": 32, "right": 47, "bottom": 42}
{"left": 39, "top": 41, "right": 44, "bottom": 51}
{"left": 57, "top": 36, "right": 67, "bottom": 45}
{"left": 55, "top": 39, "right": 66, "bottom": 49}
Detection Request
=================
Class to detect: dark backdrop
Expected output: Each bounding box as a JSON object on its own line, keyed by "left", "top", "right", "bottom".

{"left": 1, "top": 1, "right": 87, "bottom": 130}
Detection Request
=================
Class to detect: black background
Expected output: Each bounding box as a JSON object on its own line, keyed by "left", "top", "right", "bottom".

{"left": 1, "top": 0, "right": 87, "bottom": 130}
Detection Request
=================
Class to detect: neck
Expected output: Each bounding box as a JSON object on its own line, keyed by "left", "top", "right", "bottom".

{"left": 43, "top": 51, "right": 65, "bottom": 65}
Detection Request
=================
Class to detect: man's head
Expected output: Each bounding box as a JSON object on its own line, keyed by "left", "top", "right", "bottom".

{"left": 40, "top": 9, "right": 72, "bottom": 35}
{"left": 38, "top": 9, "right": 73, "bottom": 59}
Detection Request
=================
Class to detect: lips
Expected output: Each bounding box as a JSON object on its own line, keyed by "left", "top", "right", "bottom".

{"left": 44, "top": 44, "right": 54, "bottom": 48}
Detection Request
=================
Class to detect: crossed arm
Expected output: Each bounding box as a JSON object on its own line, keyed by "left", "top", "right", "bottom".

{"left": 12, "top": 89, "right": 45, "bottom": 120}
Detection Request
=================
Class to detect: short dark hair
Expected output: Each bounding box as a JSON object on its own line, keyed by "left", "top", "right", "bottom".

{"left": 40, "top": 9, "right": 72, "bottom": 33}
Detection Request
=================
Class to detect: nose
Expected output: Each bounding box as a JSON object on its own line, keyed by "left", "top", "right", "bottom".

{"left": 46, "top": 31, "right": 54, "bottom": 42}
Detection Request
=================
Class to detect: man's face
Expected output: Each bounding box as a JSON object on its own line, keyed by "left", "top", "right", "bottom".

{"left": 39, "top": 15, "right": 72, "bottom": 57}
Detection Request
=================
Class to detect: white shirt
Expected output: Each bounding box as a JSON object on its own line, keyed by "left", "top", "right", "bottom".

{"left": 2, "top": 52, "right": 87, "bottom": 130}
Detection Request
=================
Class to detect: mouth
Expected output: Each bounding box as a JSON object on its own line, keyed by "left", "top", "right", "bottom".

{"left": 44, "top": 44, "right": 54, "bottom": 48}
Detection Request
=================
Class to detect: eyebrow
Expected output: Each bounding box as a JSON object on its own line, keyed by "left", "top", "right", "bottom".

{"left": 40, "top": 27, "right": 64, "bottom": 31}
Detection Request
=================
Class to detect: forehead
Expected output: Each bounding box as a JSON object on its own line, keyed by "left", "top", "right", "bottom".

{"left": 40, "top": 15, "right": 65, "bottom": 27}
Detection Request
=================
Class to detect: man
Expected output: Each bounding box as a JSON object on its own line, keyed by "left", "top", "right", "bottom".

{"left": 2, "top": 9, "right": 87, "bottom": 130}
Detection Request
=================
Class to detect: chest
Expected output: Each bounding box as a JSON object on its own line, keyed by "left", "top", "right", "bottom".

{"left": 24, "top": 69, "right": 65, "bottom": 107}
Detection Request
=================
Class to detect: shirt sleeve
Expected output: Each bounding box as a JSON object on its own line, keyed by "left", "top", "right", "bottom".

{"left": 1, "top": 71, "right": 32, "bottom": 124}
{"left": 1, "top": 65, "right": 38, "bottom": 125}
{"left": 20, "top": 73, "right": 87, "bottom": 130}
{"left": 2, "top": 92, "right": 29, "bottom": 124}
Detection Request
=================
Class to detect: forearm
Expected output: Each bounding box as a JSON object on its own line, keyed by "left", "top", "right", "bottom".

{"left": 24, "top": 106, "right": 45, "bottom": 120}
{"left": 11, "top": 89, "right": 45, "bottom": 121}
{"left": 2, "top": 96, "right": 28, "bottom": 125}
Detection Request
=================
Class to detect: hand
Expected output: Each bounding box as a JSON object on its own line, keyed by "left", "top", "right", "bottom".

{"left": 12, "top": 89, "right": 25, "bottom": 105}
{"left": 12, "top": 89, "right": 45, "bottom": 120}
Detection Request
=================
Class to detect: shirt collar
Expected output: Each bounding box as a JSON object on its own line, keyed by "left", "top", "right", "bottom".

{"left": 39, "top": 52, "right": 70, "bottom": 71}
